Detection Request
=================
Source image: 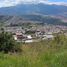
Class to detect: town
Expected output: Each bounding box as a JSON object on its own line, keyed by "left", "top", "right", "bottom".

{"left": 0, "top": 23, "right": 67, "bottom": 43}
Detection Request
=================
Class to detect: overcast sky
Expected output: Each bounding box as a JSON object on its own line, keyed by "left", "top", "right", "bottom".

{"left": 0, "top": 0, "right": 67, "bottom": 7}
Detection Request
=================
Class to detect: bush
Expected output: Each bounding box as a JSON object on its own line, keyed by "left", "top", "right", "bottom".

{"left": 0, "top": 32, "right": 22, "bottom": 53}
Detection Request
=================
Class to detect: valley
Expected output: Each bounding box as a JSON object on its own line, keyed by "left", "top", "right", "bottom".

{"left": 0, "top": 1, "right": 67, "bottom": 67}
{"left": 0, "top": 15, "right": 67, "bottom": 43}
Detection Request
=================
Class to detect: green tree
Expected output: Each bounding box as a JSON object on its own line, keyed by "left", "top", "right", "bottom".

{"left": 0, "top": 32, "right": 22, "bottom": 53}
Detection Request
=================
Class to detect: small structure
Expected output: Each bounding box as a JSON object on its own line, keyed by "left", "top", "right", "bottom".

{"left": 13, "top": 31, "right": 26, "bottom": 41}
{"left": 42, "top": 34, "right": 54, "bottom": 40}
{"left": 27, "top": 35, "right": 32, "bottom": 39}
{"left": 13, "top": 32, "right": 33, "bottom": 43}
{"left": 25, "top": 40, "right": 33, "bottom": 43}
{"left": 24, "top": 35, "right": 33, "bottom": 43}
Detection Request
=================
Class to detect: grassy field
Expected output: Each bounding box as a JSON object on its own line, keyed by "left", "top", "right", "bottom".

{"left": 0, "top": 35, "right": 67, "bottom": 67}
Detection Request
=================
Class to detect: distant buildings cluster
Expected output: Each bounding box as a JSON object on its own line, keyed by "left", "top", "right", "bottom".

{"left": 0, "top": 24, "right": 67, "bottom": 43}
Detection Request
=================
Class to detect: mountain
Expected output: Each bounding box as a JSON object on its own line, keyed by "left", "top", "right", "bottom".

{"left": 0, "top": 3, "right": 67, "bottom": 17}
{"left": 0, "top": 15, "right": 67, "bottom": 26}
{"left": 0, "top": 3, "right": 67, "bottom": 26}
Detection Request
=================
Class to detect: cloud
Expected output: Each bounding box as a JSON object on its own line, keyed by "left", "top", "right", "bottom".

{"left": 0, "top": 0, "right": 67, "bottom": 8}
{"left": 0, "top": 0, "right": 47, "bottom": 6}
{"left": 0, "top": 0, "right": 23, "bottom": 7}
{"left": 43, "top": 1, "right": 67, "bottom": 6}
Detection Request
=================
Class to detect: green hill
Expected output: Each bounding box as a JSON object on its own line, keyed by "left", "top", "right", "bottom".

{"left": 0, "top": 34, "right": 67, "bottom": 67}
{"left": 0, "top": 15, "right": 67, "bottom": 26}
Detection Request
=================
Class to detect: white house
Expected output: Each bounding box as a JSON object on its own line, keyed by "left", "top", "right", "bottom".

{"left": 43, "top": 34, "right": 54, "bottom": 40}
{"left": 27, "top": 35, "right": 32, "bottom": 39}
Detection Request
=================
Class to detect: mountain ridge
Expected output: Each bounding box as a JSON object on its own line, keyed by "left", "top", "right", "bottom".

{"left": 0, "top": 3, "right": 67, "bottom": 17}
{"left": 0, "top": 14, "right": 67, "bottom": 26}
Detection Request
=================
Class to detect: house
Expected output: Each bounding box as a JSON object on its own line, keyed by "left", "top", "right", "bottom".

{"left": 13, "top": 31, "right": 33, "bottom": 43}
{"left": 25, "top": 40, "right": 33, "bottom": 43}
{"left": 42, "top": 34, "right": 54, "bottom": 40}
{"left": 27, "top": 35, "right": 32, "bottom": 39}
{"left": 13, "top": 32, "right": 26, "bottom": 41}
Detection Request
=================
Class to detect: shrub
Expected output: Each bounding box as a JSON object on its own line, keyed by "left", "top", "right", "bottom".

{"left": 0, "top": 32, "right": 22, "bottom": 53}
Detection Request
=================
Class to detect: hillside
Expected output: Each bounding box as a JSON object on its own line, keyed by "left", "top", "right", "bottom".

{"left": 0, "top": 3, "right": 67, "bottom": 17}
{"left": 0, "top": 15, "right": 67, "bottom": 26}
{"left": 0, "top": 34, "right": 67, "bottom": 67}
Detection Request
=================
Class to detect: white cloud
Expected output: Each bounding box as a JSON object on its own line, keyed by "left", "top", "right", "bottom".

{"left": 0, "top": 0, "right": 23, "bottom": 7}
{"left": 42, "top": 1, "right": 67, "bottom": 6}
{"left": 0, "top": 0, "right": 67, "bottom": 8}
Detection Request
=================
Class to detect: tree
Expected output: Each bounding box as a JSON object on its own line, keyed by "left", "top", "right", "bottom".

{"left": 0, "top": 32, "right": 22, "bottom": 53}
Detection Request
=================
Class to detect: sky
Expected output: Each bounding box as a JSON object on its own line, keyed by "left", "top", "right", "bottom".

{"left": 49, "top": 0, "right": 67, "bottom": 2}
{"left": 0, "top": 0, "right": 67, "bottom": 7}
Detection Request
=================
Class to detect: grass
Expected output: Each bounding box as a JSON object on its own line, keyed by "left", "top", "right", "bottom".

{"left": 0, "top": 37, "right": 67, "bottom": 67}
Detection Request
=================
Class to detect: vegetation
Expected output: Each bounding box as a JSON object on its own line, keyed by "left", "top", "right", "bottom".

{"left": 21, "top": 15, "right": 67, "bottom": 26}
{"left": 0, "top": 33, "right": 67, "bottom": 67}
{"left": 0, "top": 32, "right": 22, "bottom": 53}
{"left": 0, "top": 15, "right": 67, "bottom": 27}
